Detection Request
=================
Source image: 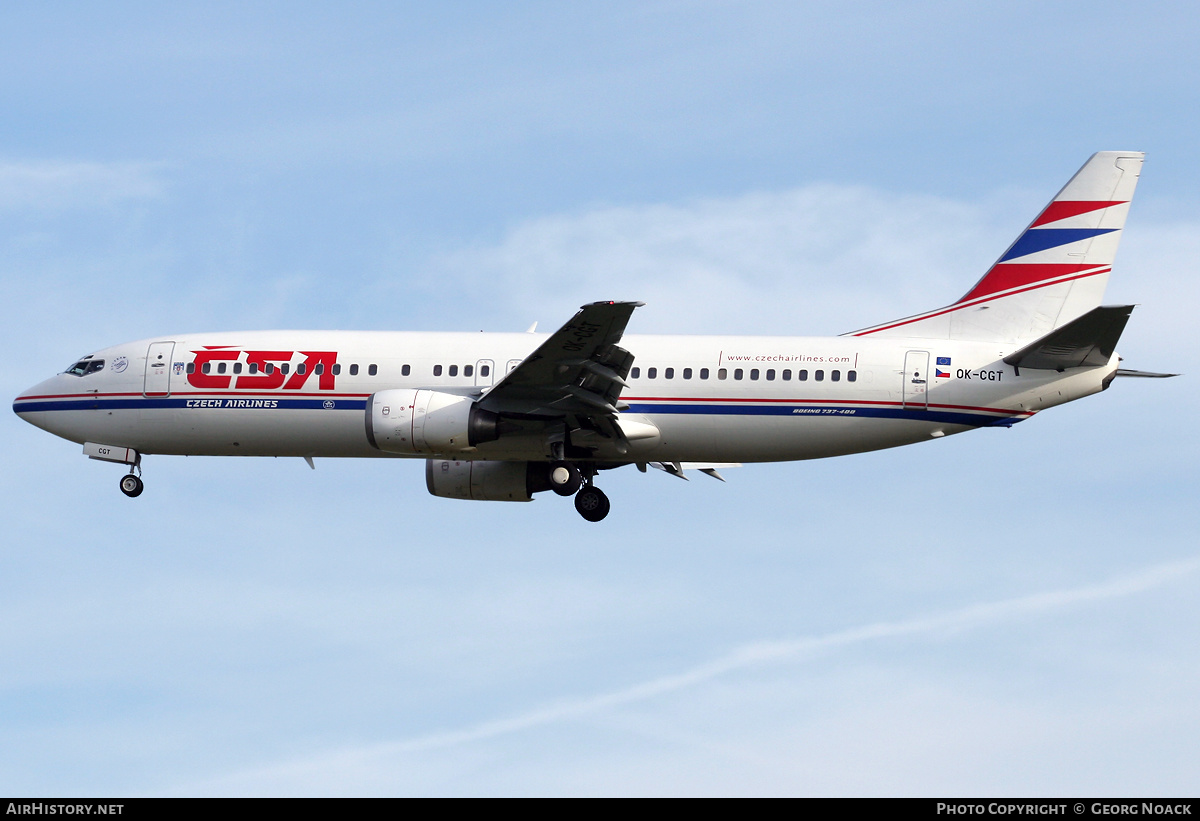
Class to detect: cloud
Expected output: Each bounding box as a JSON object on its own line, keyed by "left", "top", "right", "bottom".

{"left": 414, "top": 181, "right": 1200, "bottom": 344}
{"left": 0, "top": 160, "right": 165, "bottom": 211}
{"left": 177, "top": 556, "right": 1200, "bottom": 795}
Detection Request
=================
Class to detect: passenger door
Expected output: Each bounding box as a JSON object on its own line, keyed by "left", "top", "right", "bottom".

{"left": 143, "top": 341, "right": 175, "bottom": 397}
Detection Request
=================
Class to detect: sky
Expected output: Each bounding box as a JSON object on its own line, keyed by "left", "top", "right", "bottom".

{"left": 2, "top": 0, "right": 1198, "bottom": 796}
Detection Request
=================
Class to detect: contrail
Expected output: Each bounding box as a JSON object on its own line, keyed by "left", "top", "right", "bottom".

{"left": 183, "top": 556, "right": 1200, "bottom": 793}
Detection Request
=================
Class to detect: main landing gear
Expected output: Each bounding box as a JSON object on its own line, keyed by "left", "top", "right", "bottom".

{"left": 574, "top": 485, "right": 610, "bottom": 523}
{"left": 547, "top": 461, "right": 610, "bottom": 522}
{"left": 119, "top": 471, "right": 144, "bottom": 498}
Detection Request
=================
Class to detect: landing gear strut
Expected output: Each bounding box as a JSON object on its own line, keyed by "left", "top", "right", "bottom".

{"left": 119, "top": 471, "right": 144, "bottom": 498}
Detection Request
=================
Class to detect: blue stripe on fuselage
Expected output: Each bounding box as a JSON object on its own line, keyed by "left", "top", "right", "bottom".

{"left": 13, "top": 396, "right": 369, "bottom": 413}
{"left": 14, "top": 396, "right": 1022, "bottom": 429}
{"left": 624, "top": 402, "right": 1021, "bottom": 428}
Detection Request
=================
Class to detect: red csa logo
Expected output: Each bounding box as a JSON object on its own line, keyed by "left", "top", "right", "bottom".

{"left": 187, "top": 347, "right": 338, "bottom": 391}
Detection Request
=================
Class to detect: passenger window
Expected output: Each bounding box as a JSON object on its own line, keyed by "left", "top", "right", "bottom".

{"left": 648, "top": 368, "right": 657, "bottom": 379}
{"left": 782, "top": 369, "right": 791, "bottom": 380}
{"left": 265, "top": 364, "right": 274, "bottom": 375}
{"left": 331, "top": 364, "right": 340, "bottom": 376}
{"left": 368, "top": 364, "right": 378, "bottom": 376}
{"left": 798, "top": 369, "right": 808, "bottom": 381}
{"left": 281, "top": 364, "right": 290, "bottom": 375}
{"left": 831, "top": 370, "right": 840, "bottom": 382}
{"left": 734, "top": 369, "right": 743, "bottom": 380}
{"left": 298, "top": 363, "right": 307, "bottom": 375}
{"left": 631, "top": 367, "right": 640, "bottom": 378}
{"left": 448, "top": 365, "right": 458, "bottom": 377}
{"left": 217, "top": 362, "right": 227, "bottom": 375}
{"left": 314, "top": 364, "right": 323, "bottom": 375}
{"left": 700, "top": 368, "right": 709, "bottom": 379}
{"left": 766, "top": 369, "right": 775, "bottom": 381}
{"left": 480, "top": 364, "right": 490, "bottom": 377}
{"left": 718, "top": 368, "right": 727, "bottom": 380}
{"left": 665, "top": 367, "right": 674, "bottom": 379}
{"left": 433, "top": 365, "right": 443, "bottom": 376}
{"left": 683, "top": 368, "right": 692, "bottom": 379}
{"left": 848, "top": 370, "right": 857, "bottom": 382}
{"left": 350, "top": 364, "right": 359, "bottom": 376}
{"left": 187, "top": 363, "right": 195, "bottom": 374}
{"left": 248, "top": 363, "right": 258, "bottom": 374}
{"left": 401, "top": 364, "right": 410, "bottom": 376}
{"left": 815, "top": 370, "right": 824, "bottom": 381}
{"left": 202, "top": 362, "right": 211, "bottom": 374}
{"left": 464, "top": 365, "right": 473, "bottom": 377}
{"left": 750, "top": 369, "right": 759, "bottom": 380}
{"left": 234, "top": 362, "right": 244, "bottom": 374}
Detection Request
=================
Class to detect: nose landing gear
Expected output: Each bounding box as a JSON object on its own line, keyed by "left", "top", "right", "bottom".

{"left": 119, "top": 471, "right": 144, "bottom": 498}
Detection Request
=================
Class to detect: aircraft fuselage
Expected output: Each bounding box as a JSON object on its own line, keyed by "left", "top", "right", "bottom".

{"left": 14, "top": 330, "right": 1113, "bottom": 464}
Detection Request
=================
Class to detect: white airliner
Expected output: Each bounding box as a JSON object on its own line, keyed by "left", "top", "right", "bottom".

{"left": 14, "top": 152, "right": 1175, "bottom": 521}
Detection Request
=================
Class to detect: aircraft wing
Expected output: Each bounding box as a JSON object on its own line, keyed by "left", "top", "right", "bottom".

{"left": 478, "top": 301, "right": 644, "bottom": 419}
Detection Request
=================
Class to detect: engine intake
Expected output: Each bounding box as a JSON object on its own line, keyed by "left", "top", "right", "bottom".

{"left": 366, "top": 389, "right": 500, "bottom": 455}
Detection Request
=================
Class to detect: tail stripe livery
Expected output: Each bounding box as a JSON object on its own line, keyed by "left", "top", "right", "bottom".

{"left": 996, "top": 226, "right": 1118, "bottom": 263}
{"left": 958, "top": 263, "right": 1104, "bottom": 302}
{"left": 849, "top": 152, "right": 1143, "bottom": 344}
{"left": 1029, "top": 200, "right": 1126, "bottom": 227}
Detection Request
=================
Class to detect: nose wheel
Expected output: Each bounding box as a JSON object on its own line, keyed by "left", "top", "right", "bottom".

{"left": 119, "top": 472, "right": 144, "bottom": 498}
{"left": 574, "top": 485, "right": 610, "bottom": 522}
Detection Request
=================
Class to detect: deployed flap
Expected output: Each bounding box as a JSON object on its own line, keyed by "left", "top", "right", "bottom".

{"left": 1003, "top": 305, "right": 1133, "bottom": 372}
{"left": 647, "top": 461, "right": 741, "bottom": 481}
{"left": 478, "top": 301, "right": 643, "bottom": 418}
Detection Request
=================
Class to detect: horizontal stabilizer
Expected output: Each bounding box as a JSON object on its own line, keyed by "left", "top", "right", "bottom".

{"left": 1115, "top": 368, "right": 1179, "bottom": 378}
{"left": 1003, "top": 305, "right": 1133, "bottom": 372}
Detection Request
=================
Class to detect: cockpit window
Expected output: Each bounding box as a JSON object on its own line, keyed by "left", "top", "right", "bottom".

{"left": 65, "top": 357, "right": 104, "bottom": 377}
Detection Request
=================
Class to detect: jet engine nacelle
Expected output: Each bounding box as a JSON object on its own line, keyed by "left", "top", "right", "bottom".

{"left": 426, "top": 459, "right": 550, "bottom": 502}
{"left": 367, "top": 389, "right": 500, "bottom": 455}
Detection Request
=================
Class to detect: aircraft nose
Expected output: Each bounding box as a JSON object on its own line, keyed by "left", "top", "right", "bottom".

{"left": 13, "top": 375, "right": 72, "bottom": 436}
{"left": 14, "top": 377, "right": 50, "bottom": 412}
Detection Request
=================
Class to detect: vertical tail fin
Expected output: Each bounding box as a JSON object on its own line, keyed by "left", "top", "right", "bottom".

{"left": 849, "top": 151, "right": 1144, "bottom": 343}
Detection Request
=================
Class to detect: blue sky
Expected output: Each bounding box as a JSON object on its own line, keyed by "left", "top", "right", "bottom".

{"left": 3, "top": 1, "right": 1198, "bottom": 796}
